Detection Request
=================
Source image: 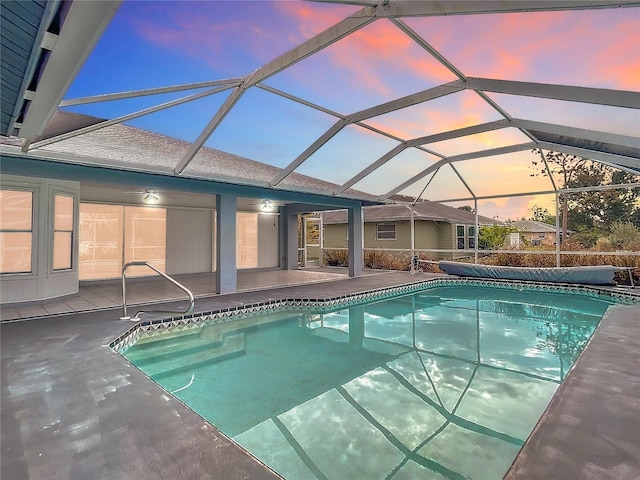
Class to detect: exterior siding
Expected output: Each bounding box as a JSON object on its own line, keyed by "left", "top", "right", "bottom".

{"left": 325, "top": 220, "right": 459, "bottom": 255}
{"left": 324, "top": 224, "right": 348, "bottom": 248}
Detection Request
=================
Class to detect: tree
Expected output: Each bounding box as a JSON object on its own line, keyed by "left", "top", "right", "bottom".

{"left": 609, "top": 221, "right": 640, "bottom": 250}
{"left": 478, "top": 224, "right": 518, "bottom": 249}
{"left": 531, "top": 150, "right": 587, "bottom": 244}
{"left": 531, "top": 149, "right": 640, "bottom": 242}
{"left": 457, "top": 205, "right": 474, "bottom": 213}
{"left": 529, "top": 205, "right": 555, "bottom": 225}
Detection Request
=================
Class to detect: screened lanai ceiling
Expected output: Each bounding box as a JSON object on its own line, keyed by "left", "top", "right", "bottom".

{"left": 1, "top": 0, "right": 639, "bottom": 218}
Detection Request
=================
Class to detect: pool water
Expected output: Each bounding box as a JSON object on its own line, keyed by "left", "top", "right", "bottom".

{"left": 123, "top": 285, "right": 614, "bottom": 480}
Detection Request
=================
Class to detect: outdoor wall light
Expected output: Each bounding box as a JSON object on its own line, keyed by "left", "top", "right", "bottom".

{"left": 143, "top": 189, "right": 159, "bottom": 204}
{"left": 260, "top": 199, "right": 273, "bottom": 211}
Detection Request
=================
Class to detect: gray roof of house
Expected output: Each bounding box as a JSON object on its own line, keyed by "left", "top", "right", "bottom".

{"left": 2, "top": 111, "right": 376, "bottom": 201}
{"left": 321, "top": 202, "right": 496, "bottom": 225}
{"left": 511, "top": 220, "right": 558, "bottom": 233}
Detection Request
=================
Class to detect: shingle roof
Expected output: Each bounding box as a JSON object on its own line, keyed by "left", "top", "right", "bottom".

{"left": 510, "top": 220, "right": 558, "bottom": 233}
{"left": 3, "top": 111, "right": 377, "bottom": 201}
{"left": 321, "top": 201, "right": 496, "bottom": 225}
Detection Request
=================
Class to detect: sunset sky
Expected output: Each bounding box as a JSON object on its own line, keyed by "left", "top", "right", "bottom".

{"left": 63, "top": 1, "right": 640, "bottom": 220}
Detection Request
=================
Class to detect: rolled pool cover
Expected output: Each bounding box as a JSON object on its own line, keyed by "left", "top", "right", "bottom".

{"left": 438, "top": 261, "right": 619, "bottom": 285}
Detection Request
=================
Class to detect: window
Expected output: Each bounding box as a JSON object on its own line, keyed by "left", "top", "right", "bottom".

{"left": 377, "top": 223, "right": 396, "bottom": 240}
{"left": 124, "top": 206, "right": 166, "bottom": 276}
{"left": 0, "top": 190, "right": 33, "bottom": 273}
{"left": 79, "top": 204, "right": 123, "bottom": 280}
{"left": 456, "top": 225, "right": 465, "bottom": 249}
{"left": 53, "top": 194, "right": 74, "bottom": 270}
{"left": 468, "top": 226, "right": 476, "bottom": 249}
{"left": 538, "top": 232, "right": 546, "bottom": 238}
{"left": 79, "top": 204, "right": 166, "bottom": 280}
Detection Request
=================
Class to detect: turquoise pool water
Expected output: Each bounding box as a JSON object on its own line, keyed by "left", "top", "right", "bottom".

{"left": 123, "top": 285, "right": 614, "bottom": 480}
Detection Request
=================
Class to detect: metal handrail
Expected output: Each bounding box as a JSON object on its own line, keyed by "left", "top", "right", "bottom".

{"left": 121, "top": 261, "right": 195, "bottom": 321}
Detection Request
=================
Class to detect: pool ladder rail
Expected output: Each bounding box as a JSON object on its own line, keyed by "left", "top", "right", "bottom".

{"left": 120, "top": 261, "right": 195, "bottom": 322}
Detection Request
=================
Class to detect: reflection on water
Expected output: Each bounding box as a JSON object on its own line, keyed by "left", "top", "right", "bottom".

{"left": 124, "top": 286, "right": 611, "bottom": 480}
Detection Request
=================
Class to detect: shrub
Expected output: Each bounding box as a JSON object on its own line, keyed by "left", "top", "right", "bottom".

{"left": 609, "top": 221, "right": 640, "bottom": 250}
{"left": 324, "top": 249, "right": 348, "bottom": 267}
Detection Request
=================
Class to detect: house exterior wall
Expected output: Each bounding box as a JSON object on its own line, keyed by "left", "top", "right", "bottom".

{"left": 1, "top": 175, "right": 80, "bottom": 303}
{"left": 522, "top": 231, "right": 557, "bottom": 247}
{"left": 415, "top": 221, "right": 440, "bottom": 250}
{"left": 257, "top": 213, "right": 279, "bottom": 268}
{"left": 324, "top": 220, "right": 458, "bottom": 257}
{"left": 324, "top": 224, "right": 348, "bottom": 248}
{"left": 438, "top": 222, "right": 455, "bottom": 250}
{"left": 166, "top": 209, "right": 213, "bottom": 275}
{"left": 1, "top": 174, "right": 283, "bottom": 302}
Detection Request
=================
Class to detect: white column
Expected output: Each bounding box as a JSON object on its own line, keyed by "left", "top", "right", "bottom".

{"left": 216, "top": 193, "right": 237, "bottom": 294}
{"left": 348, "top": 205, "right": 363, "bottom": 277}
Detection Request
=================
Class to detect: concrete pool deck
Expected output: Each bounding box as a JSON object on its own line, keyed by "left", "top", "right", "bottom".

{"left": 1, "top": 269, "right": 639, "bottom": 479}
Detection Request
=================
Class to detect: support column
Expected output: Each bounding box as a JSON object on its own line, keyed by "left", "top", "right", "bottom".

{"left": 348, "top": 205, "right": 363, "bottom": 277}
{"left": 216, "top": 193, "right": 237, "bottom": 294}
{"left": 282, "top": 207, "right": 299, "bottom": 270}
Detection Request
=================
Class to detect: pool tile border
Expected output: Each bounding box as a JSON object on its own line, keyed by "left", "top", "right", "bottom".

{"left": 110, "top": 278, "right": 639, "bottom": 354}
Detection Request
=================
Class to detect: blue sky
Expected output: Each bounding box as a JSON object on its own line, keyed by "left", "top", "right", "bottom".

{"left": 62, "top": 0, "right": 640, "bottom": 220}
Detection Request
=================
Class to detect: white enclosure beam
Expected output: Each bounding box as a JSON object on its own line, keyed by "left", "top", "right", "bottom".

{"left": 60, "top": 78, "right": 243, "bottom": 107}
{"left": 30, "top": 84, "right": 237, "bottom": 150}
{"left": 512, "top": 119, "right": 640, "bottom": 149}
{"left": 174, "top": 81, "right": 248, "bottom": 174}
{"left": 391, "top": 18, "right": 466, "bottom": 80}
{"left": 175, "top": 7, "right": 376, "bottom": 175}
{"left": 270, "top": 120, "right": 349, "bottom": 186}
{"left": 537, "top": 142, "right": 640, "bottom": 171}
{"left": 408, "top": 120, "right": 510, "bottom": 147}
{"left": 19, "top": 0, "right": 122, "bottom": 148}
{"left": 257, "top": 84, "right": 344, "bottom": 118}
{"left": 337, "top": 120, "right": 510, "bottom": 196}
{"left": 349, "top": 80, "right": 464, "bottom": 124}
{"left": 466, "top": 78, "right": 640, "bottom": 109}
{"left": 380, "top": 143, "right": 536, "bottom": 200}
{"left": 271, "top": 80, "right": 464, "bottom": 187}
{"left": 371, "top": 1, "right": 640, "bottom": 17}
{"left": 336, "top": 143, "right": 408, "bottom": 195}
{"left": 428, "top": 182, "right": 640, "bottom": 204}
{"left": 249, "top": 8, "right": 376, "bottom": 87}
{"left": 446, "top": 143, "right": 537, "bottom": 163}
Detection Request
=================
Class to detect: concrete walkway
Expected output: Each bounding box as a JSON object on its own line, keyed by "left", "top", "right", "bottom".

{"left": 1, "top": 270, "right": 639, "bottom": 480}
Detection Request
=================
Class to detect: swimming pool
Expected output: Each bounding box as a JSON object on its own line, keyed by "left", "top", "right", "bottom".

{"left": 117, "top": 282, "right": 626, "bottom": 480}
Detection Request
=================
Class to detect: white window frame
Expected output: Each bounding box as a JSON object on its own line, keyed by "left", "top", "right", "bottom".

{"left": 50, "top": 190, "right": 77, "bottom": 273}
{"left": 456, "top": 224, "right": 465, "bottom": 249}
{"left": 0, "top": 184, "right": 38, "bottom": 276}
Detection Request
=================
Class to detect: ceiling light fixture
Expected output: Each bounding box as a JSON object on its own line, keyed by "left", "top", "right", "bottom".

{"left": 143, "top": 189, "right": 159, "bottom": 204}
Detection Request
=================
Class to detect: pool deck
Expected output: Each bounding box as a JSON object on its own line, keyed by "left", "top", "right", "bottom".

{"left": 1, "top": 269, "right": 639, "bottom": 480}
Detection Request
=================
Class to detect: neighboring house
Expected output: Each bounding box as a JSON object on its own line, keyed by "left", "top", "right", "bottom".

{"left": 510, "top": 220, "right": 558, "bottom": 247}
{"left": 321, "top": 202, "right": 497, "bottom": 259}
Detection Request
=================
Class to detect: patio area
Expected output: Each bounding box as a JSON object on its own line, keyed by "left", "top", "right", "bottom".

{"left": 0, "top": 267, "right": 378, "bottom": 322}
{"left": 1, "top": 270, "right": 639, "bottom": 480}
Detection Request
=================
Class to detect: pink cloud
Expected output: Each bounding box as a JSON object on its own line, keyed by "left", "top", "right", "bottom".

{"left": 407, "top": 8, "right": 639, "bottom": 90}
